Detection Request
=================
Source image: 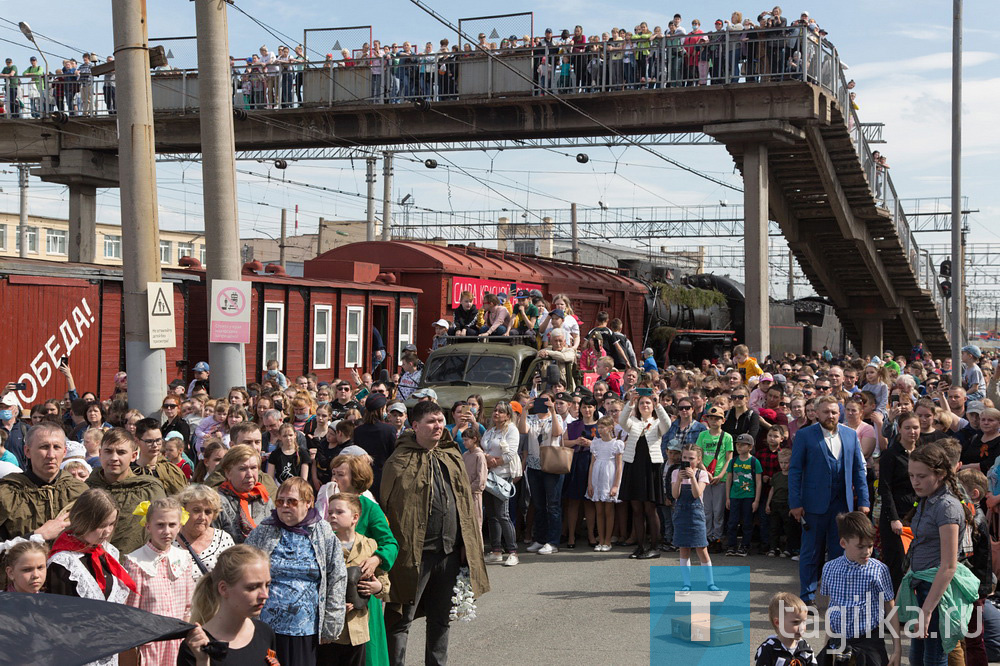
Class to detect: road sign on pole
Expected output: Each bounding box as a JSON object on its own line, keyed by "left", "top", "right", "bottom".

{"left": 210, "top": 280, "right": 252, "bottom": 344}
{"left": 147, "top": 282, "right": 176, "bottom": 349}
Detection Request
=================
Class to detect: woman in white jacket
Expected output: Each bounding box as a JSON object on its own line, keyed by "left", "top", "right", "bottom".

{"left": 481, "top": 401, "right": 522, "bottom": 567}
{"left": 618, "top": 394, "right": 671, "bottom": 559}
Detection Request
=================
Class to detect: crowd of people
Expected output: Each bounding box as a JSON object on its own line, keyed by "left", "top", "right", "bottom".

{"left": 2, "top": 273, "right": 1000, "bottom": 664}
{"left": 2, "top": 7, "right": 836, "bottom": 116}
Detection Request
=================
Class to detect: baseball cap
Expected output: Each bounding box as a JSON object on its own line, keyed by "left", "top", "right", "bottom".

{"left": 759, "top": 373, "right": 774, "bottom": 382}
{"left": 736, "top": 433, "right": 755, "bottom": 446}
{"left": 365, "top": 394, "right": 388, "bottom": 412}
{"left": 193, "top": 361, "right": 210, "bottom": 372}
{"left": 966, "top": 401, "right": 986, "bottom": 415}
{"left": 168, "top": 379, "right": 185, "bottom": 389}
{"left": 164, "top": 431, "right": 185, "bottom": 442}
{"left": 402, "top": 343, "right": 418, "bottom": 353}
{"left": 545, "top": 28, "right": 553, "bottom": 34}
{"left": 529, "top": 289, "right": 543, "bottom": 298}
{"left": 705, "top": 405, "right": 726, "bottom": 419}
{"left": 773, "top": 373, "right": 787, "bottom": 385}
{"left": 1, "top": 394, "right": 17, "bottom": 407}
{"left": 388, "top": 402, "right": 407, "bottom": 415}
{"left": 413, "top": 388, "right": 438, "bottom": 400}
{"left": 550, "top": 309, "right": 566, "bottom": 319}
{"left": 516, "top": 289, "right": 530, "bottom": 299}
{"left": 554, "top": 392, "right": 573, "bottom": 402}
{"left": 496, "top": 292, "right": 508, "bottom": 304}
{"left": 432, "top": 318, "right": 450, "bottom": 329}
{"left": 962, "top": 345, "right": 982, "bottom": 359}
{"left": 510, "top": 401, "right": 523, "bottom": 414}
{"left": 642, "top": 347, "right": 654, "bottom": 357}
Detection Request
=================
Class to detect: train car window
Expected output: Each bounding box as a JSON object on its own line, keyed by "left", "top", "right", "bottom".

{"left": 425, "top": 354, "right": 468, "bottom": 383}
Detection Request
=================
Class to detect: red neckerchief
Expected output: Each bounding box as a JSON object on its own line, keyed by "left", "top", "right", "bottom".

{"left": 49, "top": 531, "right": 138, "bottom": 595}
{"left": 220, "top": 480, "right": 270, "bottom": 531}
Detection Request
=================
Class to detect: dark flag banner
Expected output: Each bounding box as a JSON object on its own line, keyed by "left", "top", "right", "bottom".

{"left": 0, "top": 593, "right": 194, "bottom": 666}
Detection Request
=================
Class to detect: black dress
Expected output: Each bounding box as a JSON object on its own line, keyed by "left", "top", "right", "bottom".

{"left": 563, "top": 422, "right": 597, "bottom": 500}
{"left": 176, "top": 618, "right": 277, "bottom": 665}
{"left": 619, "top": 434, "right": 663, "bottom": 504}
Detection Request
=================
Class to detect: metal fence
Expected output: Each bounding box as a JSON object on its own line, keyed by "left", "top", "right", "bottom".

{"left": 457, "top": 12, "right": 533, "bottom": 49}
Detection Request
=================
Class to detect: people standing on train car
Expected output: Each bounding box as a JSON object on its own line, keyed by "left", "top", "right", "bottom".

{"left": 187, "top": 361, "right": 210, "bottom": 397}
{"left": 451, "top": 290, "right": 480, "bottom": 337}
{"left": 509, "top": 290, "right": 539, "bottom": 337}
{"left": 479, "top": 292, "right": 511, "bottom": 338}
{"left": 431, "top": 319, "right": 450, "bottom": 351}
{"left": 540, "top": 295, "right": 581, "bottom": 349}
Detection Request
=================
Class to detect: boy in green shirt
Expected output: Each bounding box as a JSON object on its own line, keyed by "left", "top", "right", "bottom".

{"left": 726, "top": 433, "right": 761, "bottom": 557}
{"left": 694, "top": 405, "right": 733, "bottom": 553}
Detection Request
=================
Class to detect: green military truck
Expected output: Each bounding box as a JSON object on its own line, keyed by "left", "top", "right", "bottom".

{"left": 407, "top": 339, "right": 577, "bottom": 412}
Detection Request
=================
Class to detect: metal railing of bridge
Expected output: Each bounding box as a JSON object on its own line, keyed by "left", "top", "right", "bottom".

{"left": 0, "top": 25, "right": 946, "bottom": 333}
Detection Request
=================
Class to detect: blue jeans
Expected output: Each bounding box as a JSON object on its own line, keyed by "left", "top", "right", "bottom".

{"left": 727, "top": 497, "right": 754, "bottom": 548}
{"left": 798, "top": 499, "right": 848, "bottom": 602}
{"left": 527, "top": 467, "right": 564, "bottom": 546}
{"left": 910, "top": 580, "right": 948, "bottom": 665}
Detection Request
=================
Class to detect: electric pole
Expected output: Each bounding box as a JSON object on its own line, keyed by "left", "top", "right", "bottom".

{"left": 381, "top": 152, "right": 393, "bottom": 241}
{"left": 18, "top": 164, "right": 28, "bottom": 258}
{"left": 196, "top": 0, "right": 246, "bottom": 393}
{"left": 366, "top": 157, "right": 376, "bottom": 242}
{"left": 111, "top": 0, "right": 167, "bottom": 414}
{"left": 950, "top": 0, "right": 963, "bottom": 383}
{"left": 279, "top": 208, "right": 287, "bottom": 269}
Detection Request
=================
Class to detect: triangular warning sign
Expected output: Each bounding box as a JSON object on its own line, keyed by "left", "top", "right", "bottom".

{"left": 489, "top": 28, "right": 500, "bottom": 40}
{"left": 166, "top": 49, "right": 174, "bottom": 60}
{"left": 151, "top": 288, "right": 172, "bottom": 316}
{"left": 332, "top": 40, "right": 342, "bottom": 51}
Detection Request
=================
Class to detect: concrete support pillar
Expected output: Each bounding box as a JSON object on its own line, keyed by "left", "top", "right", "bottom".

{"left": 743, "top": 143, "right": 769, "bottom": 360}
{"left": 68, "top": 184, "right": 98, "bottom": 264}
{"left": 861, "top": 319, "right": 884, "bottom": 359}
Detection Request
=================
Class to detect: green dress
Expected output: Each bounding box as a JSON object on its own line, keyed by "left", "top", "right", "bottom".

{"left": 358, "top": 494, "right": 398, "bottom": 666}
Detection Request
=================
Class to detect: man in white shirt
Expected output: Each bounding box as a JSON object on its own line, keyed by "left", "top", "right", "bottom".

{"left": 259, "top": 45, "right": 279, "bottom": 108}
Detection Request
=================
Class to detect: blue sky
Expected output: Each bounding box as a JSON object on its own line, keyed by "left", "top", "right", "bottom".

{"left": 0, "top": 0, "right": 996, "bottom": 297}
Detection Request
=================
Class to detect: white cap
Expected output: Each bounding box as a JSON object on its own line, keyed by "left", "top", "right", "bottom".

{"left": 432, "top": 319, "right": 450, "bottom": 329}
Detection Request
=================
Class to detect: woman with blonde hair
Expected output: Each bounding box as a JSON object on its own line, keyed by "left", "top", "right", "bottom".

{"left": 179, "top": 544, "right": 277, "bottom": 665}
{"left": 214, "top": 445, "right": 274, "bottom": 544}
{"left": 175, "top": 484, "right": 236, "bottom": 581}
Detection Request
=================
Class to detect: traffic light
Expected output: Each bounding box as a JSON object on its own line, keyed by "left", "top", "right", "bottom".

{"left": 940, "top": 259, "right": 952, "bottom": 277}
{"left": 940, "top": 280, "right": 952, "bottom": 299}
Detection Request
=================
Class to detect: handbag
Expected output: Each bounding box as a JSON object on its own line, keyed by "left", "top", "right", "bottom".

{"left": 540, "top": 444, "right": 573, "bottom": 475}
{"left": 485, "top": 471, "right": 516, "bottom": 500}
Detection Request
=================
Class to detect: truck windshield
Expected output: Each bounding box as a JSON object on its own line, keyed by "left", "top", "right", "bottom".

{"left": 424, "top": 354, "right": 516, "bottom": 386}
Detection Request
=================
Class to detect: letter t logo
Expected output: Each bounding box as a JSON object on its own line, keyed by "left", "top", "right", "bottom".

{"left": 674, "top": 591, "right": 729, "bottom": 641}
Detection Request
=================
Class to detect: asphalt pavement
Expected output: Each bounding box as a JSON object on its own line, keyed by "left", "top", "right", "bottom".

{"left": 404, "top": 546, "right": 804, "bottom": 665}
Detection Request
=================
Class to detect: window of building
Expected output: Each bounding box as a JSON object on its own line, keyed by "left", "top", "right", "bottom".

{"left": 104, "top": 234, "right": 122, "bottom": 259}
{"left": 46, "top": 229, "right": 68, "bottom": 255}
{"left": 200, "top": 245, "right": 206, "bottom": 266}
{"left": 313, "top": 305, "right": 332, "bottom": 369}
{"left": 0, "top": 224, "right": 6, "bottom": 250}
{"left": 345, "top": 306, "right": 364, "bottom": 368}
{"left": 263, "top": 303, "right": 285, "bottom": 371}
{"left": 178, "top": 242, "right": 194, "bottom": 261}
{"left": 398, "top": 308, "right": 414, "bottom": 360}
{"left": 15, "top": 226, "right": 39, "bottom": 254}
{"left": 159, "top": 240, "right": 172, "bottom": 265}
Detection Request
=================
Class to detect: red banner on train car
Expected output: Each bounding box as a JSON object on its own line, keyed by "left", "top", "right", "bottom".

{"left": 450, "top": 277, "right": 543, "bottom": 309}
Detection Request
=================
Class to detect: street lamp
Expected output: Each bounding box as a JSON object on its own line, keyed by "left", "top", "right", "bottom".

{"left": 18, "top": 22, "right": 48, "bottom": 74}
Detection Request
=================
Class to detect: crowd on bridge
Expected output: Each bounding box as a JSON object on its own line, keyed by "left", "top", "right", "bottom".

{"left": 2, "top": 276, "right": 1000, "bottom": 665}
{"left": 1, "top": 6, "right": 839, "bottom": 117}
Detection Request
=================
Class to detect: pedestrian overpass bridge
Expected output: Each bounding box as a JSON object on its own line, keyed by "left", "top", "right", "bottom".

{"left": 0, "top": 33, "right": 950, "bottom": 359}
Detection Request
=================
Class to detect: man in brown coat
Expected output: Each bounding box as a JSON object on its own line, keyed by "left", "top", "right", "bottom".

{"left": 381, "top": 400, "right": 488, "bottom": 666}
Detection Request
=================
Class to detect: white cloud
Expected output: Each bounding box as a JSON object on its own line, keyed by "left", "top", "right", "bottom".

{"left": 849, "top": 51, "right": 999, "bottom": 80}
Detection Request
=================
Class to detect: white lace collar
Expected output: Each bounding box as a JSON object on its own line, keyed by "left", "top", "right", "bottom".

{"left": 126, "top": 543, "right": 189, "bottom": 578}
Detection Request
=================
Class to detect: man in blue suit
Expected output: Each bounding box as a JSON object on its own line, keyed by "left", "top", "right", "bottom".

{"left": 788, "top": 395, "right": 869, "bottom": 603}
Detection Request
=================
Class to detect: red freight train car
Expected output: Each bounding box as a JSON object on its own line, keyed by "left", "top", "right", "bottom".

{"left": 0, "top": 258, "right": 198, "bottom": 406}
{"left": 311, "top": 241, "right": 648, "bottom": 355}
{"left": 1, "top": 257, "right": 418, "bottom": 406}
